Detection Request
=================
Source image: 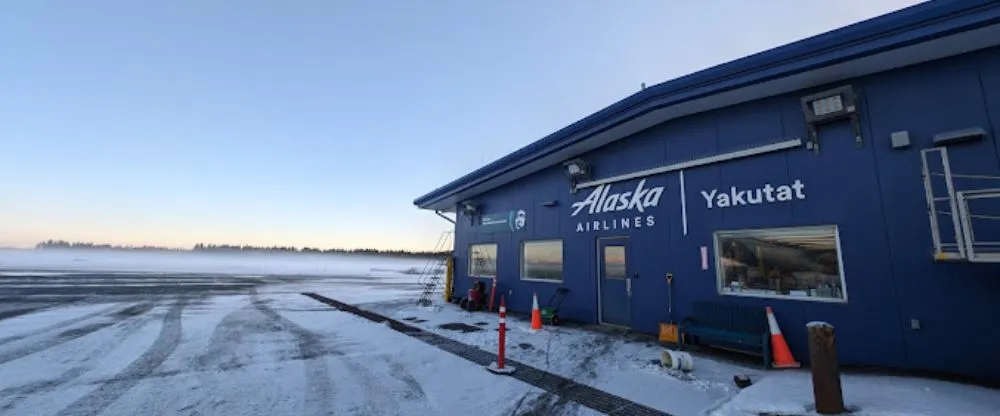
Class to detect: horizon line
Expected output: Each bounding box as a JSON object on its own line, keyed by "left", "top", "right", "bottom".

{"left": 29, "top": 239, "right": 451, "bottom": 254}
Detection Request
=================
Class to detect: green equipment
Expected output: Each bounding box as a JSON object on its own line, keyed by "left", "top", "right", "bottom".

{"left": 540, "top": 288, "right": 569, "bottom": 326}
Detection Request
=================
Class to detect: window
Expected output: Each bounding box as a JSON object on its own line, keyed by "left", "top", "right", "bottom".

{"left": 715, "top": 225, "right": 846, "bottom": 302}
{"left": 521, "top": 240, "right": 563, "bottom": 282}
{"left": 603, "top": 246, "right": 626, "bottom": 280}
{"left": 469, "top": 243, "right": 498, "bottom": 278}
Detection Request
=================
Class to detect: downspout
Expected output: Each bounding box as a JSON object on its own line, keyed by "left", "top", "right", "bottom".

{"left": 434, "top": 210, "right": 456, "bottom": 224}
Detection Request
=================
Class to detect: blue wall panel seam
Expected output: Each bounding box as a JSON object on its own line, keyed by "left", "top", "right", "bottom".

{"left": 974, "top": 51, "right": 1000, "bottom": 168}
{"left": 858, "top": 80, "right": 911, "bottom": 368}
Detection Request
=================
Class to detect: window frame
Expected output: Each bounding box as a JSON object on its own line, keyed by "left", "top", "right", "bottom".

{"left": 519, "top": 239, "right": 564, "bottom": 283}
{"left": 713, "top": 224, "right": 848, "bottom": 303}
{"left": 468, "top": 243, "right": 498, "bottom": 278}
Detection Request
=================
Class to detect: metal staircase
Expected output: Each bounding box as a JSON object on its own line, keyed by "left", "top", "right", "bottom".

{"left": 417, "top": 231, "right": 454, "bottom": 306}
{"left": 921, "top": 147, "right": 1000, "bottom": 262}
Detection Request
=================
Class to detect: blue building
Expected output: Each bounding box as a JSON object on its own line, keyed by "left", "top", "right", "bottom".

{"left": 414, "top": 1, "right": 1000, "bottom": 383}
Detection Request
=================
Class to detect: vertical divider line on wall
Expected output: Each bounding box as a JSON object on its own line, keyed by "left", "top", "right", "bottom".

{"left": 680, "top": 169, "right": 688, "bottom": 236}
{"left": 860, "top": 87, "right": 912, "bottom": 364}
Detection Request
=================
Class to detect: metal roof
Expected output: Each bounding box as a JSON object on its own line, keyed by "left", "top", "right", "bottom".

{"left": 414, "top": 0, "right": 1000, "bottom": 211}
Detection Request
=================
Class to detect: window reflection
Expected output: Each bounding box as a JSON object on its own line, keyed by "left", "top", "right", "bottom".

{"left": 469, "top": 243, "right": 497, "bottom": 277}
{"left": 521, "top": 240, "right": 563, "bottom": 282}
{"left": 716, "top": 226, "right": 845, "bottom": 300}
{"left": 603, "top": 245, "right": 626, "bottom": 280}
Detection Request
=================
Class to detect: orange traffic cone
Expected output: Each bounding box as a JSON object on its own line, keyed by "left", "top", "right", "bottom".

{"left": 530, "top": 292, "right": 543, "bottom": 332}
{"left": 766, "top": 306, "right": 801, "bottom": 369}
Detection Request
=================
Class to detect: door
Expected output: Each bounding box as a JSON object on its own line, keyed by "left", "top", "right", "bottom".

{"left": 598, "top": 237, "right": 631, "bottom": 327}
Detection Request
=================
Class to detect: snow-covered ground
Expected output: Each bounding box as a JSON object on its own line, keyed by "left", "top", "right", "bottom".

{"left": 361, "top": 298, "right": 745, "bottom": 415}
{"left": 0, "top": 292, "right": 552, "bottom": 416}
{"left": 711, "top": 370, "right": 1000, "bottom": 416}
{"left": 0, "top": 249, "right": 997, "bottom": 415}
{"left": 345, "top": 296, "right": 1000, "bottom": 416}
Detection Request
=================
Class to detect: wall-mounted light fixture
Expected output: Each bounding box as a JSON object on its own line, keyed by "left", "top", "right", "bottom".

{"left": 541, "top": 200, "right": 559, "bottom": 207}
{"left": 460, "top": 200, "right": 480, "bottom": 225}
{"left": 800, "top": 85, "right": 862, "bottom": 153}
{"left": 562, "top": 158, "right": 590, "bottom": 194}
{"left": 933, "top": 126, "right": 987, "bottom": 145}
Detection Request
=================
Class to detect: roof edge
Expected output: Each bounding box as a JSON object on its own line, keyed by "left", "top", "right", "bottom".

{"left": 414, "top": 0, "right": 1000, "bottom": 209}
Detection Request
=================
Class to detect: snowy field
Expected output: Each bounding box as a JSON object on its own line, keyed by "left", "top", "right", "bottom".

{"left": 0, "top": 249, "right": 998, "bottom": 415}
{"left": 0, "top": 248, "right": 431, "bottom": 277}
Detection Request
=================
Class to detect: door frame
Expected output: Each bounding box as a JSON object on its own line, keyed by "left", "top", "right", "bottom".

{"left": 596, "top": 235, "right": 631, "bottom": 328}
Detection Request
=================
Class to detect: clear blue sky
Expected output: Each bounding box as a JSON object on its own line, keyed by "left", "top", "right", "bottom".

{"left": 0, "top": 1, "right": 920, "bottom": 251}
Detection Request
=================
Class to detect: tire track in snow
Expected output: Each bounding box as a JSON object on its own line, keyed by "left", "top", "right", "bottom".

{"left": 185, "top": 297, "right": 330, "bottom": 413}
{"left": 292, "top": 295, "right": 436, "bottom": 415}
{"left": 250, "top": 297, "right": 334, "bottom": 416}
{"left": 53, "top": 297, "right": 188, "bottom": 416}
{"left": 195, "top": 304, "right": 277, "bottom": 372}
{"left": 335, "top": 352, "right": 433, "bottom": 416}
{"left": 0, "top": 305, "right": 51, "bottom": 322}
{"left": 0, "top": 303, "right": 125, "bottom": 347}
{"left": 300, "top": 314, "right": 432, "bottom": 414}
{"left": 0, "top": 302, "right": 156, "bottom": 366}
{"left": 184, "top": 304, "right": 271, "bottom": 413}
{"left": 0, "top": 298, "right": 84, "bottom": 323}
{"left": 384, "top": 356, "right": 426, "bottom": 401}
{"left": 0, "top": 302, "right": 161, "bottom": 412}
{"left": 512, "top": 332, "right": 615, "bottom": 416}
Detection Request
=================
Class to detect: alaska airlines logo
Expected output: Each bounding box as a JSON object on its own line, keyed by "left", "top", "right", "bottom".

{"left": 570, "top": 179, "right": 664, "bottom": 217}
{"left": 512, "top": 210, "right": 526, "bottom": 231}
{"left": 571, "top": 179, "right": 664, "bottom": 233}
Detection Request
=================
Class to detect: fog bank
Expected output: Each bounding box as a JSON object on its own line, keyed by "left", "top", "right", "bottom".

{"left": 0, "top": 249, "right": 436, "bottom": 277}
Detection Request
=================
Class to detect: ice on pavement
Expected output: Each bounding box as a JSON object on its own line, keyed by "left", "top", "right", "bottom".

{"left": 0, "top": 293, "right": 551, "bottom": 416}
{"left": 0, "top": 250, "right": 997, "bottom": 416}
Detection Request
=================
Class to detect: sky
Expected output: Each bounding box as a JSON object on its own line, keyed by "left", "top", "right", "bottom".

{"left": 0, "top": 0, "right": 923, "bottom": 252}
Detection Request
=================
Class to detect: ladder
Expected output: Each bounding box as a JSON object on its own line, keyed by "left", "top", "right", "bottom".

{"left": 417, "top": 231, "right": 454, "bottom": 306}
{"left": 921, "top": 147, "right": 1000, "bottom": 262}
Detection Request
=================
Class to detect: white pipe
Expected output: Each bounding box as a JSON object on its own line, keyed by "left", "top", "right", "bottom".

{"left": 680, "top": 169, "right": 688, "bottom": 236}
{"left": 434, "top": 210, "right": 456, "bottom": 224}
{"left": 575, "top": 138, "right": 803, "bottom": 189}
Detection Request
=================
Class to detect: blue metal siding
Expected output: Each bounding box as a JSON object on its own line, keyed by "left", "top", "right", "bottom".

{"left": 864, "top": 49, "right": 1000, "bottom": 379}
{"left": 414, "top": 1, "right": 1000, "bottom": 210}
{"left": 453, "top": 168, "right": 592, "bottom": 321}
{"left": 452, "top": 47, "right": 1000, "bottom": 381}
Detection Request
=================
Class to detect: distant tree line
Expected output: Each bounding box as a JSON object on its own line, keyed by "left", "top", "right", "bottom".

{"left": 35, "top": 239, "right": 450, "bottom": 258}
{"left": 35, "top": 240, "right": 183, "bottom": 252}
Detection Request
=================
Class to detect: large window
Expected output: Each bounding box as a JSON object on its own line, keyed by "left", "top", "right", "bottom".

{"left": 715, "top": 225, "right": 846, "bottom": 302}
{"left": 469, "top": 243, "right": 498, "bottom": 278}
{"left": 521, "top": 240, "right": 564, "bottom": 282}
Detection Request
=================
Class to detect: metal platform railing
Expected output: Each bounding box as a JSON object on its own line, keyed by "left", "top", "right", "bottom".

{"left": 921, "top": 147, "right": 1000, "bottom": 263}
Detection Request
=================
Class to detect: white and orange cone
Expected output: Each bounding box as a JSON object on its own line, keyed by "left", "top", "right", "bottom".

{"left": 530, "top": 292, "right": 543, "bottom": 332}
{"left": 766, "top": 306, "right": 801, "bottom": 369}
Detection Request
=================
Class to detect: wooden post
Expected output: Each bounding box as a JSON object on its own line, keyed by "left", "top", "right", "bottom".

{"left": 807, "top": 322, "right": 845, "bottom": 414}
